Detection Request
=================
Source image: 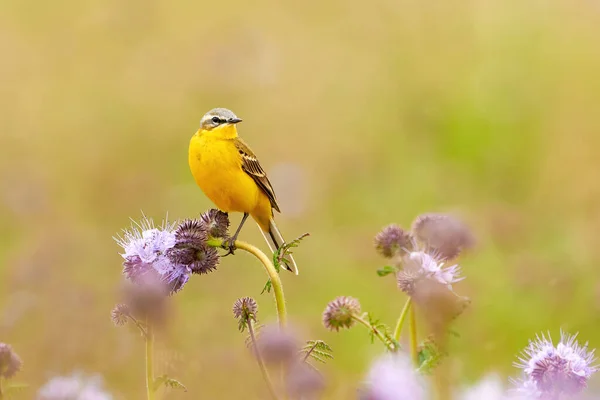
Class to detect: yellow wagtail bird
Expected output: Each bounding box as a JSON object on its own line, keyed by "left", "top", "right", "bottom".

{"left": 188, "top": 108, "right": 298, "bottom": 274}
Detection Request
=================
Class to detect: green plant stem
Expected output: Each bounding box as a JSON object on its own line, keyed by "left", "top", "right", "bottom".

{"left": 146, "top": 322, "right": 155, "bottom": 400}
{"left": 248, "top": 319, "right": 279, "bottom": 400}
{"left": 393, "top": 297, "right": 412, "bottom": 342}
{"left": 0, "top": 377, "right": 4, "bottom": 400}
{"left": 409, "top": 306, "right": 418, "bottom": 365}
{"left": 208, "top": 238, "right": 287, "bottom": 327}
{"left": 352, "top": 315, "right": 396, "bottom": 351}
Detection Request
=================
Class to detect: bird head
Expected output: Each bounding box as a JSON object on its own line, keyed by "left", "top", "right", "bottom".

{"left": 198, "top": 108, "right": 243, "bottom": 138}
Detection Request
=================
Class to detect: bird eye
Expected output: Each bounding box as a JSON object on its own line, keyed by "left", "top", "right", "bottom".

{"left": 211, "top": 116, "right": 220, "bottom": 124}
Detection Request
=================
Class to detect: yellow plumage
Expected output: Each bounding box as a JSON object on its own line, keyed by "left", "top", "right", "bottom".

{"left": 189, "top": 129, "right": 272, "bottom": 230}
{"left": 188, "top": 108, "right": 298, "bottom": 274}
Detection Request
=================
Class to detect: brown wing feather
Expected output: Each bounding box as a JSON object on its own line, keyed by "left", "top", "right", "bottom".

{"left": 234, "top": 138, "right": 281, "bottom": 213}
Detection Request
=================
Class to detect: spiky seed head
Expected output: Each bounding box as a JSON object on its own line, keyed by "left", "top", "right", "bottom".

{"left": 374, "top": 224, "right": 413, "bottom": 258}
{"left": 168, "top": 218, "right": 220, "bottom": 276}
{"left": 514, "top": 331, "right": 597, "bottom": 397}
{"left": 411, "top": 213, "right": 474, "bottom": 261}
{"left": 255, "top": 325, "right": 299, "bottom": 365}
{"left": 0, "top": 343, "right": 22, "bottom": 379}
{"left": 111, "top": 304, "right": 130, "bottom": 326}
{"left": 322, "top": 296, "right": 361, "bottom": 332}
{"left": 397, "top": 269, "right": 421, "bottom": 295}
{"left": 285, "top": 362, "right": 326, "bottom": 398}
{"left": 174, "top": 219, "right": 208, "bottom": 246}
{"left": 233, "top": 297, "right": 258, "bottom": 321}
{"left": 233, "top": 297, "right": 258, "bottom": 332}
{"left": 200, "top": 209, "right": 230, "bottom": 238}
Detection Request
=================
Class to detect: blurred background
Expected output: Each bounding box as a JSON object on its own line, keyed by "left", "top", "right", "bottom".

{"left": 2, "top": 0, "right": 600, "bottom": 398}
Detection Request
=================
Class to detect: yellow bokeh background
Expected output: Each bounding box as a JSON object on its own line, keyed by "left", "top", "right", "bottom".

{"left": 2, "top": 0, "right": 600, "bottom": 398}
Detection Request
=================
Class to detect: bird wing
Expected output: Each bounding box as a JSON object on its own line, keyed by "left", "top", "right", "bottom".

{"left": 234, "top": 138, "right": 281, "bottom": 213}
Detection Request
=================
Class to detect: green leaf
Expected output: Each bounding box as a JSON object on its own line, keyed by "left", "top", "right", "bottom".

{"left": 153, "top": 375, "right": 187, "bottom": 392}
{"left": 273, "top": 233, "right": 309, "bottom": 270}
{"left": 301, "top": 339, "right": 334, "bottom": 365}
{"left": 416, "top": 339, "right": 445, "bottom": 374}
{"left": 261, "top": 279, "right": 272, "bottom": 294}
{"left": 376, "top": 265, "right": 396, "bottom": 277}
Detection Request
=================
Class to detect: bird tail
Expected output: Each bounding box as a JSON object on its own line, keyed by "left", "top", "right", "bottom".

{"left": 258, "top": 218, "right": 299, "bottom": 275}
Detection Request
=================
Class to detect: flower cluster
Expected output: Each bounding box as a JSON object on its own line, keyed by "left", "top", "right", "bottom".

{"left": 512, "top": 331, "right": 597, "bottom": 398}
{"left": 114, "top": 209, "right": 228, "bottom": 295}
{"left": 375, "top": 213, "right": 472, "bottom": 295}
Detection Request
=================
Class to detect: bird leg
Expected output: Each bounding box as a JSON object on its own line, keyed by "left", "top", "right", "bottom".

{"left": 222, "top": 212, "right": 249, "bottom": 256}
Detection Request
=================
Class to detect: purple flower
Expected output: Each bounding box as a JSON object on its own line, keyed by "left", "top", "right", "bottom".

{"left": 360, "top": 353, "right": 427, "bottom": 400}
{"left": 405, "top": 251, "right": 463, "bottom": 289}
{"left": 37, "top": 372, "right": 112, "bottom": 400}
{"left": 115, "top": 216, "right": 190, "bottom": 294}
{"left": 513, "top": 331, "right": 597, "bottom": 397}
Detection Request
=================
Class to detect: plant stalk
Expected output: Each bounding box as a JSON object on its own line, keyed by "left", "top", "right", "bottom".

{"left": 248, "top": 319, "right": 279, "bottom": 400}
{"left": 352, "top": 315, "right": 396, "bottom": 351}
{"left": 146, "top": 322, "right": 155, "bottom": 400}
{"left": 409, "top": 306, "right": 418, "bottom": 365}
{"left": 393, "top": 297, "right": 412, "bottom": 342}
{"left": 0, "top": 377, "right": 4, "bottom": 400}
{"left": 208, "top": 238, "right": 287, "bottom": 327}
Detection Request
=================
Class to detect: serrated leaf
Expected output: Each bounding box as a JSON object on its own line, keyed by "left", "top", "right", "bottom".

{"left": 376, "top": 265, "right": 396, "bottom": 277}
{"left": 153, "top": 375, "right": 187, "bottom": 392}
{"left": 273, "top": 233, "right": 309, "bottom": 270}
{"left": 301, "top": 339, "right": 334, "bottom": 365}
{"left": 311, "top": 350, "right": 334, "bottom": 359}
{"left": 309, "top": 354, "right": 327, "bottom": 363}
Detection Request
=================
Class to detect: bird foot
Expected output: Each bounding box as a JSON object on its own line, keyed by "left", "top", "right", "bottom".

{"left": 221, "top": 237, "right": 237, "bottom": 257}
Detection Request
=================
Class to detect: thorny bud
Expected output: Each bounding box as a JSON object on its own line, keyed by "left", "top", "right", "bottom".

{"left": 0, "top": 343, "right": 22, "bottom": 379}
{"left": 513, "top": 331, "right": 597, "bottom": 397}
{"left": 286, "top": 362, "right": 326, "bottom": 399}
{"left": 170, "top": 219, "right": 220, "bottom": 275}
{"left": 255, "top": 325, "right": 299, "bottom": 365}
{"left": 396, "top": 269, "right": 422, "bottom": 296}
{"left": 374, "top": 225, "right": 413, "bottom": 258}
{"left": 111, "top": 304, "right": 130, "bottom": 326}
{"left": 411, "top": 213, "right": 474, "bottom": 261}
{"left": 232, "top": 297, "right": 258, "bottom": 332}
{"left": 200, "top": 209, "right": 230, "bottom": 238}
{"left": 322, "top": 296, "right": 361, "bottom": 332}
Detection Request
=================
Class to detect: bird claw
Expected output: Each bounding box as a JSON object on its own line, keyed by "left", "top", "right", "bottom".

{"left": 221, "top": 238, "right": 236, "bottom": 257}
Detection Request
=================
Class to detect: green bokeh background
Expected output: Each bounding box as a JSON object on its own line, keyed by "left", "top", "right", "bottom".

{"left": 2, "top": 0, "right": 600, "bottom": 398}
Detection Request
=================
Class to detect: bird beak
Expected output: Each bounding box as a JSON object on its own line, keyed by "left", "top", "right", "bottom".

{"left": 228, "top": 118, "right": 242, "bottom": 124}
